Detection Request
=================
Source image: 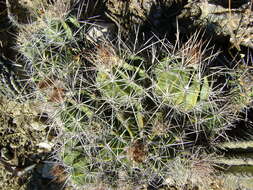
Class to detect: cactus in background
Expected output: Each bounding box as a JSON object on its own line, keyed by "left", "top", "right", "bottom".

{"left": 6, "top": 0, "right": 54, "bottom": 27}
{"left": 208, "top": 140, "right": 253, "bottom": 190}
{"left": 0, "top": 55, "right": 32, "bottom": 101}
{"left": 228, "top": 65, "right": 253, "bottom": 112}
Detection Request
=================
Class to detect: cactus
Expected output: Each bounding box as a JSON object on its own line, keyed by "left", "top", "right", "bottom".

{"left": 18, "top": 14, "right": 81, "bottom": 67}
{"left": 17, "top": 8, "right": 98, "bottom": 104}
{"left": 57, "top": 43, "right": 179, "bottom": 188}
{"left": 229, "top": 65, "right": 253, "bottom": 112}
{"left": 95, "top": 54, "right": 146, "bottom": 131}
{"left": 16, "top": 5, "right": 253, "bottom": 189}
{"left": 154, "top": 59, "right": 211, "bottom": 112}
{"left": 206, "top": 140, "right": 253, "bottom": 190}
{"left": 3, "top": 0, "right": 253, "bottom": 189}
{"left": 56, "top": 36, "right": 249, "bottom": 189}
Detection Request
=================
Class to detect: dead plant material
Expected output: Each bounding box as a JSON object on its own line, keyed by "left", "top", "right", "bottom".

{"left": 51, "top": 164, "right": 68, "bottom": 183}
{"left": 180, "top": 39, "right": 204, "bottom": 67}
{"left": 49, "top": 87, "right": 65, "bottom": 102}
{"left": 176, "top": 31, "right": 209, "bottom": 68}
{"left": 127, "top": 139, "right": 147, "bottom": 163}
{"left": 89, "top": 42, "right": 122, "bottom": 69}
{"left": 38, "top": 78, "right": 55, "bottom": 89}
{"left": 37, "top": 77, "right": 65, "bottom": 103}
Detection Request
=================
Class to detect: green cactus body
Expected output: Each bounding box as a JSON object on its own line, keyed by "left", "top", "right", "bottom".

{"left": 61, "top": 103, "right": 90, "bottom": 132}
{"left": 62, "top": 136, "right": 129, "bottom": 187}
{"left": 60, "top": 64, "right": 179, "bottom": 188}
{"left": 96, "top": 61, "right": 147, "bottom": 133}
{"left": 211, "top": 140, "right": 253, "bottom": 181}
{"left": 60, "top": 90, "right": 101, "bottom": 133}
{"left": 155, "top": 61, "right": 211, "bottom": 112}
{"left": 217, "top": 141, "right": 253, "bottom": 150}
{"left": 18, "top": 15, "right": 83, "bottom": 72}
{"left": 96, "top": 64, "right": 145, "bottom": 103}
{"left": 62, "top": 146, "right": 98, "bottom": 185}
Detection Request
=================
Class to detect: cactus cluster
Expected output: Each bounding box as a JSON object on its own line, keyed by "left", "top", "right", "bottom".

{"left": 26, "top": 19, "right": 247, "bottom": 189}
{"left": 11, "top": 2, "right": 253, "bottom": 190}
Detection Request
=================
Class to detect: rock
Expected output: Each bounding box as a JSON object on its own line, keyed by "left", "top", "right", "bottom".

{"left": 105, "top": 0, "right": 252, "bottom": 50}
{"left": 37, "top": 142, "right": 54, "bottom": 153}
{"left": 86, "top": 22, "right": 116, "bottom": 43}
{"left": 41, "top": 163, "right": 55, "bottom": 179}
{"left": 179, "top": 0, "right": 253, "bottom": 49}
{"left": 208, "top": 0, "right": 250, "bottom": 9}
{"left": 105, "top": 0, "right": 178, "bottom": 32}
{"left": 26, "top": 162, "right": 67, "bottom": 190}
{"left": 0, "top": 98, "right": 52, "bottom": 165}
